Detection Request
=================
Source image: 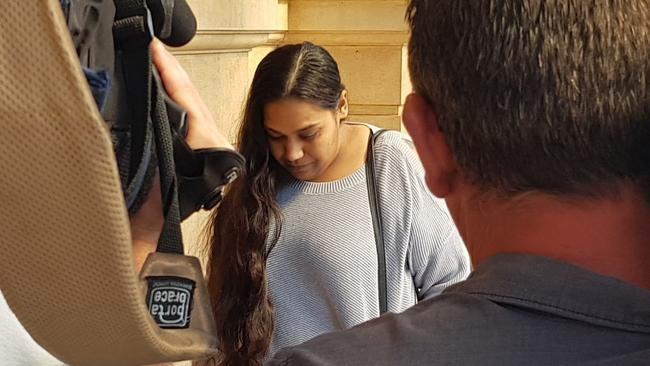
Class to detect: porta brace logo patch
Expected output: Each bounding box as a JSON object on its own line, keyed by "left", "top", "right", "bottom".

{"left": 146, "top": 276, "right": 195, "bottom": 329}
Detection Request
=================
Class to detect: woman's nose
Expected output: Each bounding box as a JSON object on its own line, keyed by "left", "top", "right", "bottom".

{"left": 285, "top": 140, "right": 304, "bottom": 162}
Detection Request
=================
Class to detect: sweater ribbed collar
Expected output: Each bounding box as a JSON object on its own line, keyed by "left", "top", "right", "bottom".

{"left": 286, "top": 165, "right": 366, "bottom": 195}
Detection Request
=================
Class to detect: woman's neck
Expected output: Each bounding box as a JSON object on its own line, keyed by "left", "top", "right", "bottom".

{"left": 313, "top": 123, "right": 370, "bottom": 182}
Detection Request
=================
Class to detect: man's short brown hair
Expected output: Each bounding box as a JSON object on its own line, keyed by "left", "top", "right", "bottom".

{"left": 407, "top": 0, "right": 650, "bottom": 198}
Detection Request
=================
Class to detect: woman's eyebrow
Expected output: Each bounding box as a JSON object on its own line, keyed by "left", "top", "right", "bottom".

{"left": 298, "top": 123, "right": 319, "bottom": 132}
{"left": 266, "top": 123, "right": 320, "bottom": 135}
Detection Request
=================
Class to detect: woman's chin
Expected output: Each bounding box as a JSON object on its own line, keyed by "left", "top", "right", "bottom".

{"left": 290, "top": 171, "right": 314, "bottom": 181}
{"left": 286, "top": 164, "right": 315, "bottom": 180}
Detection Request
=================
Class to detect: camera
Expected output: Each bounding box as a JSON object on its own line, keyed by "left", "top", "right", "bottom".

{"left": 63, "top": 0, "right": 245, "bottom": 225}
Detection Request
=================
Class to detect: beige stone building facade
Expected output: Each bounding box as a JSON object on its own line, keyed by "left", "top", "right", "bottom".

{"left": 178, "top": 0, "right": 411, "bottom": 259}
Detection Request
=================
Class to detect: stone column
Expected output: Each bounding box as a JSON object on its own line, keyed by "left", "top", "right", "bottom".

{"left": 284, "top": 0, "right": 411, "bottom": 130}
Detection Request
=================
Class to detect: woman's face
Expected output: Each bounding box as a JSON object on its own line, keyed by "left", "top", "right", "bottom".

{"left": 264, "top": 97, "right": 346, "bottom": 182}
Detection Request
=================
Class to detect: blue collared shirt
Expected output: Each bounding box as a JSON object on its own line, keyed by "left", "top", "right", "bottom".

{"left": 267, "top": 253, "right": 650, "bottom": 365}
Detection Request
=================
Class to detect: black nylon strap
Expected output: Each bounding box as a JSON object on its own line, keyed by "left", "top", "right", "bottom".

{"left": 114, "top": 0, "right": 184, "bottom": 254}
{"left": 116, "top": 29, "right": 156, "bottom": 212}
{"left": 366, "top": 128, "right": 388, "bottom": 315}
{"left": 151, "top": 69, "right": 184, "bottom": 253}
{"left": 114, "top": 0, "right": 154, "bottom": 50}
{"left": 114, "top": 0, "right": 151, "bottom": 21}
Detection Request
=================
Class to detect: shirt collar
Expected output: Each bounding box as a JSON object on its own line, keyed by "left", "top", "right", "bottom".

{"left": 446, "top": 253, "right": 650, "bottom": 333}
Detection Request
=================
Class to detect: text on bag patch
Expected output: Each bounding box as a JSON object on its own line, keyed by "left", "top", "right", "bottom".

{"left": 146, "top": 276, "right": 195, "bottom": 328}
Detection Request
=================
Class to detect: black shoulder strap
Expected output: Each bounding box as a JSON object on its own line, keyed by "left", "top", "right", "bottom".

{"left": 113, "top": 0, "right": 184, "bottom": 254}
{"left": 366, "top": 128, "right": 389, "bottom": 315}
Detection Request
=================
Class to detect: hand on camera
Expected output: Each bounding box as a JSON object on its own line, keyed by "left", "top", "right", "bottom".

{"left": 130, "top": 39, "right": 234, "bottom": 270}
{"left": 150, "top": 38, "right": 233, "bottom": 151}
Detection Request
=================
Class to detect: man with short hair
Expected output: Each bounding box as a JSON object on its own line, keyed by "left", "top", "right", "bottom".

{"left": 265, "top": 0, "right": 650, "bottom": 364}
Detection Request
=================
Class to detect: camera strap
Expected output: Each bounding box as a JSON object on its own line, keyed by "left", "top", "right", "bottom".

{"left": 113, "top": 0, "right": 184, "bottom": 254}
{"left": 113, "top": 0, "right": 245, "bottom": 255}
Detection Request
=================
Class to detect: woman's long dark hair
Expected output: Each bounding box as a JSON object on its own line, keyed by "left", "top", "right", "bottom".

{"left": 204, "top": 42, "right": 345, "bottom": 366}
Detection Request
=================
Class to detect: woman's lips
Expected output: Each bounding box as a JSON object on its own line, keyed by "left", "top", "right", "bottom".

{"left": 287, "top": 163, "right": 311, "bottom": 173}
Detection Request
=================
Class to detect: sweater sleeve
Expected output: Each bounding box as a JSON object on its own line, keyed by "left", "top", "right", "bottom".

{"left": 377, "top": 132, "right": 471, "bottom": 301}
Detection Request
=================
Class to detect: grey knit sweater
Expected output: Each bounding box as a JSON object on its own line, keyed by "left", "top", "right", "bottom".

{"left": 266, "top": 129, "right": 471, "bottom": 355}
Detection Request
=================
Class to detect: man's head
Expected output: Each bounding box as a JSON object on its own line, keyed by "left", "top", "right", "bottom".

{"left": 403, "top": 0, "right": 650, "bottom": 203}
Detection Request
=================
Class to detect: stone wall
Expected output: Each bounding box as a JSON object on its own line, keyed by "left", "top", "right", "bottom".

{"left": 284, "top": 0, "right": 410, "bottom": 130}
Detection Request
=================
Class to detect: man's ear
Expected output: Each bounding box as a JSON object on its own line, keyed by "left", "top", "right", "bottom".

{"left": 337, "top": 90, "right": 349, "bottom": 120}
{"left": 403, "top": 93, "right": 457, "bottom": 197}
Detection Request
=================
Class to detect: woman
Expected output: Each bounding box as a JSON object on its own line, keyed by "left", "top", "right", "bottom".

{"left": 205, "top": 42, "right": 471, "bottom": 365}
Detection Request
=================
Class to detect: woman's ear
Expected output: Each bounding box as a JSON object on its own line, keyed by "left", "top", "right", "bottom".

{"left": 337, "top": 90, "right": 349, "bottom": 120}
